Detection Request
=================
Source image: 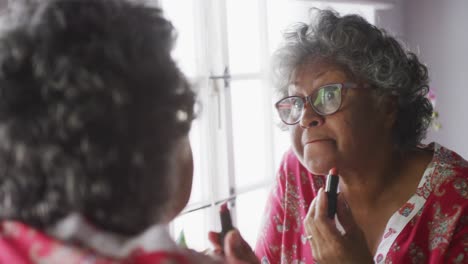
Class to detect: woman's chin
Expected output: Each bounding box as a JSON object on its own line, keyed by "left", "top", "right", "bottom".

{"left": 303, "top": 153, "right": 337, "bottom": 175}
{"left": 304, "top": 160, "right": 333, "bottom": 175}
{"left": 302, "top": 147, "right": 337, "bottom": 175}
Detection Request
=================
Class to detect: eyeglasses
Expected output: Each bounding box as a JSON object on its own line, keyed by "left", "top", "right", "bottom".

{"left": 275, "top": 82, "right": 366, "bottom": 125}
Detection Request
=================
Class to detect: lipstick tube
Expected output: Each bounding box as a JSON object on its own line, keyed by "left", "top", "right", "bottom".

{"left": 326, "top": 168, "right": 339, "bottom": 219}
{"left": 219, "top": 202, "right": 234, "bottom": 248}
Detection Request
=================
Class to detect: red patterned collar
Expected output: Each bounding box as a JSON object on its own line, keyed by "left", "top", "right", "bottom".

{"left": 0, "top": 215, "right": 215, "bottom": 263}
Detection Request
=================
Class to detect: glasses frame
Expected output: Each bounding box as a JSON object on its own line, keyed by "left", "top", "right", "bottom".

{"left": 275, "top": 82, "right": 368, "bottom": 125}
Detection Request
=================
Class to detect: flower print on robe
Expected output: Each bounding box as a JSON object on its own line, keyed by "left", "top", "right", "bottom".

{"left": 255, "top": 143, "right": 468, "bottom": 264}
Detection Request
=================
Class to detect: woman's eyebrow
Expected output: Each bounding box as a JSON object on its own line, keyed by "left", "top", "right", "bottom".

{"left": 292, "top": 70, "right": 328, "bottom": 86}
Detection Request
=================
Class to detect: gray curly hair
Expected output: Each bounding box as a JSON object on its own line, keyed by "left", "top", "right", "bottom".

{"left": 0, "top": 0, "right": 195, "bottom": 236}
{"left": 272, "top": 9, "right": 433, "bottom": 149}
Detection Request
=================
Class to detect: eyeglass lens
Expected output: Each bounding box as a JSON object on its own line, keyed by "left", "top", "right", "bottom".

{"left": 276, "top": 84, "right": 342, "bottom": 124}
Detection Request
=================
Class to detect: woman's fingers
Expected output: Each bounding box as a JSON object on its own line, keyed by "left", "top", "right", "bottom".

{"left": 316, "top": 188, "right": 329, "bottom": 218}
{"left": 313, "top": 188, "right": 341, "bottom": 238}
{"left": 224, "top": 230, "right": 260, "bottom": 264}
{"left": 304, "top": 189, "right": 374, "bottom": 263}
{"left": 304, "top": 188, "right": 339, "bottom": 258}
{"left": 304, "top": 192, "right": 328, "bottom": 240}
{"left": 304, "top": 195, "right": 320, "bottom": 253}
{"left": 209, "top": 229, "right": 260, "bottom": 263}
{"left": 304, "top": 194, "right": 317, "bottom": 222}
{"left": 208, "top": 231, "right": 222, "bottom": 251}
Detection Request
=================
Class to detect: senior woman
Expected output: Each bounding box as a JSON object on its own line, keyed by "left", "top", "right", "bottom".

{"left": 254, "top": 10, "right": 468, "bottom": 264}
{"left": 0, "top": 0, "right": 254, "bottom": 263}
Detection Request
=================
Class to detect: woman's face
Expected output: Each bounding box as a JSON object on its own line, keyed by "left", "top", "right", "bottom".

{"left": 164, "top": 135, "right": 194, "bottom": 222}
{"left": 289, "top": 61, "right": 393, "bottom": 175}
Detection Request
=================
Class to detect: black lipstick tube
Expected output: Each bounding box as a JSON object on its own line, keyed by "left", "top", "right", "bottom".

{"left": 219, "top": 202, "right": 234, "bottom": 248}
{"left": 326, "top": 168, "right": 339, "bottom": 219}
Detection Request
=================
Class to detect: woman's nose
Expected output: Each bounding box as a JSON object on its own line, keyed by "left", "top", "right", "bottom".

{"left": 299, "top": 105, "right": 324, "bottom": 128}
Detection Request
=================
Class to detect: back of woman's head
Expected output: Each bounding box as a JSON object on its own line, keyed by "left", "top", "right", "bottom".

{"left": 273, "top": 9, "right": 432, "bottom": 149}
{"left": 0, "top": 0, "right": 195, "bottom": 236}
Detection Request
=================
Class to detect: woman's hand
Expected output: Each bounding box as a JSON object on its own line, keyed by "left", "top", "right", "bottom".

{"left": 208, "top": 229, "right": 260, "bottom": 264}
{"left": 304, "top": 188, "right": 374, "bottom": 264}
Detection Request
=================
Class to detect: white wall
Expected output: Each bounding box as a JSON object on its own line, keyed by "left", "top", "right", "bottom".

{"left": 404, "top": 0, "right": 468, "bottom": 158}
{"left": 375, "top": 0, "right": 405, "bottom": 39}
{"left": 373, "top": 0, "right": 468, "bottom": 158}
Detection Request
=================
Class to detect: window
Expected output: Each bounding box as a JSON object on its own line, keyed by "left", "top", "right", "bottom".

{"left": 160, "top": 0, "right": 379, "bottom": 250}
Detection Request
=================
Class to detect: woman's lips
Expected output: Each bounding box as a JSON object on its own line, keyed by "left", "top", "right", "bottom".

{"left": 304, "top": 139, "right": 332, "bottom": 145}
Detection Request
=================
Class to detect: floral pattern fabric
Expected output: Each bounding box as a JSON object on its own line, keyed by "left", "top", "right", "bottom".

{"left": 0, "top": 215, "right": 221, "bottom": 264}
{"left": 255, "top": 143, "right": 468, "bottom": 264}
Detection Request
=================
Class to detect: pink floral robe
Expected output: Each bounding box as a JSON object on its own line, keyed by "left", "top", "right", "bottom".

{"left": 0, "top": 214, "right": 222, "bottom": 264}
{"left": 255, "top": 143, "right": 468, "bottom": 263}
